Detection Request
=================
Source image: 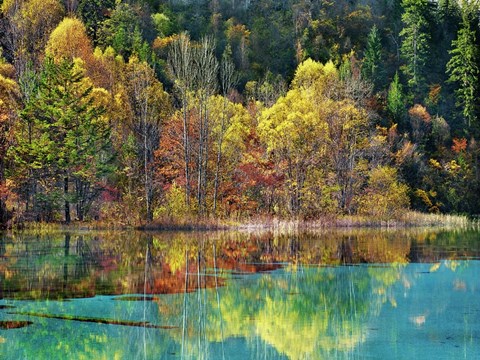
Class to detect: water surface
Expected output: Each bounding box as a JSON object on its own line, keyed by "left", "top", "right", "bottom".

{"left": 0, "top": 229, "right": 479, "bottom": 359}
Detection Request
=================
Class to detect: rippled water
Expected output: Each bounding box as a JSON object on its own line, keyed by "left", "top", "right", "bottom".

{"left": 0, "top": 229, "right": 479, "bottom": 359}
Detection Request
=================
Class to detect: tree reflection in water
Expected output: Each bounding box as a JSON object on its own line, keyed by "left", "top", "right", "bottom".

{"left": 0, "top": 229, "right": 479, "bottom": 359}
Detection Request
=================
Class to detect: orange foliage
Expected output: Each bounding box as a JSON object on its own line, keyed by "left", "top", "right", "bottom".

{"left": 394, "top": 141, "right": 415, "bottom": 165}
{"left": 408, "top": 104, "right": 431, "bottom": 123}
{"left": 428, "top": 84, "right": 442, "bottom": 105}
{"left": 0, "top": 180, "right": 17, "bottom": 205}
{"left": 451, "top": 137, "right": 467, "bottom": 153}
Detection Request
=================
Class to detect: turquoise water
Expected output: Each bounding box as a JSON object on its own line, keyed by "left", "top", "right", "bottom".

{"left": 0, "top": 230, "right": 479, "bottom": 359}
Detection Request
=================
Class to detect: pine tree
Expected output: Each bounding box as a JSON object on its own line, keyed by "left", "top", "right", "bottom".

{"left": 12, "top": 58, "right": 113, "bottom": 222}
{"left": 446, "top": 9, "right": 479, "bottom": 128}
{"left": 362, "top": 25, "right": 383, "bottom": 88}
{"left": 400, "top": 0, "right": 431, "bottom": 98}
{"left": 387, "top": 72, "right": 406, "bottom": 125}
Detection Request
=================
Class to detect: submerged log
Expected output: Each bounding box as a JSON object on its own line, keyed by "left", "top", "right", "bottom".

{"left": 7, "top": 311, "right": 178, "bottom": 329}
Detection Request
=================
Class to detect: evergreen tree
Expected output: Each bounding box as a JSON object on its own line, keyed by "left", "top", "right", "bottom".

{"left": 446, "top": 8, "right": 479, "bottom": 128}
{"left": 400, "top": 0, "right": 431, "bottom": 98}
{"left": 12, "top": 58, "right": 114, "bottom": 222}
{"left": 77, "top": 0, "right": 115, "bottom": 44}
{"left": 387, "top": 72, "right": 405, "bottom": 125}
{"left": 98, "top": 2, "right": 140, "bottom": 60}
{"left": 362, "top": 25, "right": 383, "bottom": 88}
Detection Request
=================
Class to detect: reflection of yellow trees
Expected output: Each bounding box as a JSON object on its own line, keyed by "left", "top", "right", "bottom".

{"left": 209, "top": 268, "right": 380, "bottom": 359}
{"left": 255, "top": 296, "right": 324, "bottom": 359}
{"left": 368, "top": 265, "right": 406, "bottom": 312}
{"left": 170, "top": 265, "right": 403, "bottom": 359}
{"left": 3, "top": 228, "right": 478, "bottom": 300}
{"left": 2, "top": 229, "right": 479, "bottom": 359}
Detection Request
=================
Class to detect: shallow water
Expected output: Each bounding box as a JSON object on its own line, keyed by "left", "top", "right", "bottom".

{"left": 0, "top": 229, "right": 479, "bottom": 359}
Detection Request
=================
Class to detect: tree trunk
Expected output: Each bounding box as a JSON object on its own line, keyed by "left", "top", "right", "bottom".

{"left": 75, "top": 179, "right": 83, "bottom": 221}
{"left": 183, "top": 95, "right": 191, "bottom": 210}
{"left": 213, "top": 100, "right": 228, "bottom": 215}
{"left": 63, "top": 233, "right": 70, "bottom": 289}
{"left": 197, "top": 98, "right": 204, "bottom": 213}
{"left": 213, "top": 138, "right": 222, "bottom": 214}
{"left": 202, "top": 102, "right": 209, "bottom": 214}
{"left": 64, "top": 175, "right": 71, "bottom": 224}
{"left": 0, "top": 157, "right": 6, "bottom": 228}
{"left": 144, "top": 117, "right": 153, "bottom": 223}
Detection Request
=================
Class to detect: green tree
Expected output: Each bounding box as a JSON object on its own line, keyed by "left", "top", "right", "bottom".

{"left": 151, "top": 12, "right": 173, "bottom": 38}
{"left": 387, "top": 72, "right": 406, "bottom": 125}
{"left": 98, "top": 2, "right": 140, "bottom": 60}
{"left": 77, "top": 0, "right": 115, "bottom": 43}
{"left": 400, "top": 0, "right": 431, "bottom": 98}
{"left": 362, "top": 25, "right": 383, "bottom": 88}
{"left": 11, "top": 58, "right": 114, "bottom": 222}
{"left": 446, "top": 10, "right": 479, "bottom": 128}
{"left": 0, "top": 59, "right": 20, "bottom": 227}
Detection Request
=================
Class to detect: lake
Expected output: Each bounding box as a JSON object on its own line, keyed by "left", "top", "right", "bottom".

{"left": 1, "top": 228, "right": 479, "bottom": 359}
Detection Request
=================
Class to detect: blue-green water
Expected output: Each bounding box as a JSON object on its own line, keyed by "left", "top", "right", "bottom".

{"left": 0, "top": 230, "right": 479, "bottom": 359}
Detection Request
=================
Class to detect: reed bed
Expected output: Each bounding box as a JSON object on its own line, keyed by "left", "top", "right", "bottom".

{"left": 5, "top": 211, "right": 477, "bottom": 233}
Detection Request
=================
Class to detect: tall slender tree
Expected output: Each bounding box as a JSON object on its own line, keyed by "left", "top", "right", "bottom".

{"left": 362, "top": 25, "right": 383, "bottom": 88}
{"left": 387, "top": 72, "right": 406, "bottom": 126}
{"left": 400, "top": 0, "right": 431, "bottom": 98}
{"left": 168, "top": 33, "right": 194, "bottom": 210}
{"left": 213, "top": 45, "right": 237, "bottom": 214}
{"left": 193, "top": 36, "right": 218, "bottom": 215}
{"left": 127, "top": 57, "right": 170, "bottom": 222}
{"left": 446, "top": 6, "right": 479, "bottom": 128}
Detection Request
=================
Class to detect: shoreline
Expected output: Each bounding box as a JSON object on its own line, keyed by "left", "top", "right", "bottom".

{"left": 4, "top": 212, "right": 477, "bottom": 232}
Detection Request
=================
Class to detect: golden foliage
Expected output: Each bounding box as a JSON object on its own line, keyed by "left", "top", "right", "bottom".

{"left": 45, "top": 17, "right": 93, "bottom": 62}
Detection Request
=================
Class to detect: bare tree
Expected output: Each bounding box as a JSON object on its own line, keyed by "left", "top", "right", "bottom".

{"left": 213, "top": 45, "right": 237, "bottom": 214}
{"left": 168, "top": 33, "right": 194, "bottom": 209}
{"left": 130, "top": 60, "right": 169, "bottom": 222}
{"left": 193, "top": 36, "right": 218, "bottom": 215}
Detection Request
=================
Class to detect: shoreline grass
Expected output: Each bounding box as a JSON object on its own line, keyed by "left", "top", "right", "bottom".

{"left": 4, "top": 211, "right": 477, "bottom": 233}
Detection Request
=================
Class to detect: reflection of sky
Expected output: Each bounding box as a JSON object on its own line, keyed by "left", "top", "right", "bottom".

{"left": 363, "top": 261, "right": 480, "bottom": 359}
{"left": 1, "top": 261, "right": 479, "bottom": 359}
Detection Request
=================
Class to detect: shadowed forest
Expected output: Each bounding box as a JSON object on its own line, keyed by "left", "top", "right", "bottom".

{"left": 1, "top": 0, "right": 480, "bottom": 228}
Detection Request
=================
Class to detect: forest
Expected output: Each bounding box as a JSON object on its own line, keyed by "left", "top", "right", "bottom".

{"left": 0, "top": 0, "right": 479, "bottom": 227}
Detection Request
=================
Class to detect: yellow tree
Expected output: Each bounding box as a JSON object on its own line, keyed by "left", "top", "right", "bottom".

{"left": 45, "top": 17, "right": 93, "bottom": 65}
{"left": 1, "top": 0, "right": 64, "bottom": 71}
{"left": 258, "top": 59, "right": 369, "bottom": 216}
{"left": 125, "top": 57, "right": 171, "bottom": 222}
{"left": 208, "top": 95, "right": 251, "bottom": 214}
{"left": 0, "top": 59, "right": 20, "bottom": 226}
{"left": 258, "top": 85, "right": 329, "bottom": 215}
{"left": 357, "top": 166, "right": 410, "bottom": 220}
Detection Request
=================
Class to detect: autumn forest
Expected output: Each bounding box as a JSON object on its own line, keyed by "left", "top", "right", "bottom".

{"left": 1, "top": 0, "right": 480, "bottom": 228}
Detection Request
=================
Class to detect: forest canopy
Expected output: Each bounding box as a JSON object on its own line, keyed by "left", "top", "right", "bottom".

{"left": 1, "top": 0, "right": 479, "bottom": 226}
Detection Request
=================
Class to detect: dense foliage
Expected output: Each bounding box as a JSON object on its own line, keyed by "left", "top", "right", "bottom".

{"left": 1, "top": 0, "right": 479, "bottom": 226}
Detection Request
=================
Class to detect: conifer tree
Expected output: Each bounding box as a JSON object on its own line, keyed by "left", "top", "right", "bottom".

{"left": 400, "top": 0, "right": 431, "bottom": 98}
{"left": 446, "top": 8, "right": 479, "bottom": 128}
{"left": 387, "top": 72, "right": 405, "bottom": 125}
{"left": 362, "top": 25, "right": 382, "bottom": 88}
{"left": 12, "top": 58, "right": 113, "bottom": 222}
